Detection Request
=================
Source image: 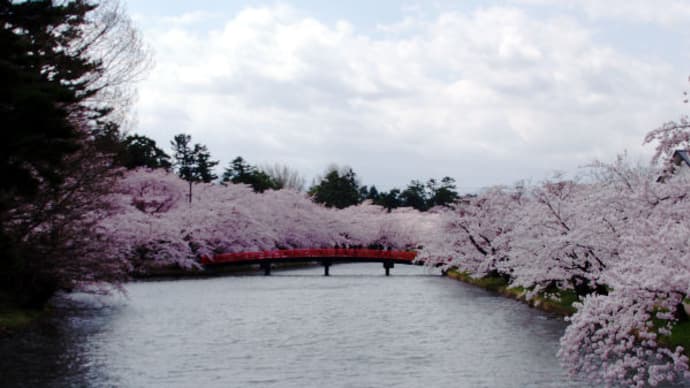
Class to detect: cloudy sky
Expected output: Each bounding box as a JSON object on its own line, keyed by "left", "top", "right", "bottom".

{"left": 123, "top": 0, "right": 690, "bottom": 192}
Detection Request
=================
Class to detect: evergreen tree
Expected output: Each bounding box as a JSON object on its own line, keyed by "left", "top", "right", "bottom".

{"left": 400, "top": 180, "right": 429, "bottom": 211}
{"left": 309, "top": 166, "right": 362, "bottom": 209}
{"left": 222, "top": 157, "right": 253, "bottom": 183}
{"left": 0, "top": 0, "right": 99, "bottom": 208}
{"left": 428, "top": 176, "right": 459, "bottom": 208}
{"left": 194, "top": 144, "right": 218, "bottom": 183}
{"left": 171, "top": 133, "right": 218, "bottom": 202}
{"left": 119, "top": 134, "right": 171, "bottom": 170}
{"left": 222, "top": 156, "right": 277, "bottom": 193}
{"left": 374, "top": 188, "right": 402, "bottom": 211}
{"left": 0, "top": 0, "right": 149, "bottom": 305}
{"left": 171, "top": 134, "right": 196, "bottom": 182}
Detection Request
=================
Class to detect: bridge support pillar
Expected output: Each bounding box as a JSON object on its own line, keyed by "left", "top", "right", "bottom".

{"left": 383, "top": 261, "right": 394, "bottom": 276}
{"left": 260, "top": 262, "right": 272, "bottom": 276}
{"left": 323, "top": 261, "right": 331, "bottom": 276}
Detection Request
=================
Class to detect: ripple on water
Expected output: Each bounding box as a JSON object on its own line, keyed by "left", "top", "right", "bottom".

{"left": 0, "top": 264, "right": 593, "bottom": 387}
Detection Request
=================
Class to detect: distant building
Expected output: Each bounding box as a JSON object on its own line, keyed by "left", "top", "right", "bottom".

{"left": 671, "top": 150, "right": 690, "bottom": 178}
{"left": 659, "top": 150, "right": 690, "bottom": 182}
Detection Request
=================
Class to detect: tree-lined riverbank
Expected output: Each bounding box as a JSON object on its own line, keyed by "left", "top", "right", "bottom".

{"left": 445, "top": 270, "right": 577, "bottom": 317}
{"left": 2, "top": 1, "right": 690, "bottom": 386}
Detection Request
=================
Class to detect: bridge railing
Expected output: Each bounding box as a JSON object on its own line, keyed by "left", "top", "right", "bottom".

{"left": 201, "top": 248, "right": 417, "bottom": 265}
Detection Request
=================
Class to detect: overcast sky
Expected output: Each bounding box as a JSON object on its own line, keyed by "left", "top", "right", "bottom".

{"left": 123, "top": 0, "right": 690, "bottom": 192}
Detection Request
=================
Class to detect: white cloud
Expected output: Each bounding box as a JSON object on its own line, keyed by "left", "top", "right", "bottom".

{"left": 134, "top": 4, "right": 686, "bottom": 190}
{"left": 514, "top": 0, "right": 690, "bottom": 26}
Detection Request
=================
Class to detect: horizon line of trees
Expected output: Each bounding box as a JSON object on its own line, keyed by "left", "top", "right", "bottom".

{"left": 107, "top": 131, "right": 463, "bottom": 211}
{"left": 308, "top": 165, "right": 460, "bottom": 211}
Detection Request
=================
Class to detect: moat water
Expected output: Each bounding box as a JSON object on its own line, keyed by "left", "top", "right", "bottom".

{"left": 0, "top": 263, "right": 590, "bottom": 387}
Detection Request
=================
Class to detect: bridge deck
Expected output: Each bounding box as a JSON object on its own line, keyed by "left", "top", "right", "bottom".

{"left": 201, "top": 248, "right": 418, "bottom": 266}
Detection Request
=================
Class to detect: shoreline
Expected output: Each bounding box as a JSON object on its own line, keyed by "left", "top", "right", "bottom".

{"left": 0, "top": 306, "right": 46, "bottom": 337}
{"left": 0, "top": 263, "right": 316, "bottom": 335}
{"left": 133, "top": 261, "right": 320, "bottom": 279}
{"left": 0, "top": 265, "right": 575, "bottom": 336}
{"left": 444, "top": 269, "right": 577, "bottom": 317}
{"left": 444, "top": 268, "right": 690, "bottom": 362}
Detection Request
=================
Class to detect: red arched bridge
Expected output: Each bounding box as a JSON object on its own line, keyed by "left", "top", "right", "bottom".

{"left": 201, "top": 248, "right": 420, "bottom": 276}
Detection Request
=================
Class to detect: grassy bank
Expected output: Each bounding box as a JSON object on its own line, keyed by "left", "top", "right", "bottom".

{"left": 0, "top": 308, "right": 44, "bottom": 335}
{"left": 446, "top": 269, "right": 690, "bottom": 361}
{"left": 445, "top": 269, "right": 577, "bottom": 316}
{"left": 0, "top": 292, "right": 46, "bottom": 335}
{"left": 652, "top": 310, "right": 690, "bottom": 361}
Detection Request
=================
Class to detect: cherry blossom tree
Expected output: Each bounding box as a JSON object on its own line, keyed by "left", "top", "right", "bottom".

{"left": 87, "top": 116, "right": 690, "bottom": 387}
{"left": 419, "top": 185, "right": 526, "bottom": 278}
{"left": 102, "top": 169, "right": 437, "bottom": 272}
{"left": 559, "top": 162, "right": 690, "bottom": 386}
{"left": 507, "top": 177, "right": 621, "bottom": 297}
{"left": 418, "top": 150, "right": 690, "bottom": 386}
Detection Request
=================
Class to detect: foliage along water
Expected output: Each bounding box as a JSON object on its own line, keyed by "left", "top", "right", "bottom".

{"left": 0, "top": 264, "right": 591, "bottom": 387}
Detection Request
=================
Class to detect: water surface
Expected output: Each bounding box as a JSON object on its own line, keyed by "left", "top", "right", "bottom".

{"left": 0, "top": 263, "right": 588, "bottom": 387}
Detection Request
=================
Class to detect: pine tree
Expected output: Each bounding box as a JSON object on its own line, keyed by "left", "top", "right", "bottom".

{"left": 194, "top": 144, "right": 219, "bottom": 183}
{"left": 171, "top": 133, "right": 219, "bottom": 202}
{"left": 0, "top": 0, "right": 149, "bottom": 305}
{"left": 222, "top": 156, "right": 277, "bottom": 193}
{"left": 119, "top": 134, "right": 171, "bottom": 170}
{"left": 309, "top": 166, "right": 362, "bottom": 209}
{"left": 0, "top": 0, "right": 98, "bottom": 208}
